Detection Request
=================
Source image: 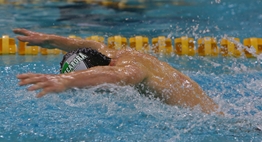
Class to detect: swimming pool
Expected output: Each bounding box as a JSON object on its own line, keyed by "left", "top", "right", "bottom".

{"left": 1, "top": 0, "right": 262, "bottom": 141}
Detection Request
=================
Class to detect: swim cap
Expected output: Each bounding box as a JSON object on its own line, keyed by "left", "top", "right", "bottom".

{"left": 60, "top": 48, "right": 111, "bottom": 73}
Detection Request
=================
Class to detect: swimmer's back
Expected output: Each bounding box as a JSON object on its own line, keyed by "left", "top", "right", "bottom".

{"left": 114, "top": 49, "right": 219, "bottom": 113}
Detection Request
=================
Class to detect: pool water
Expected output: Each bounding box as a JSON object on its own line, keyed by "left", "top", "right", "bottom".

{"left": 1, "top": 0, "right": 262, "bottom": 141}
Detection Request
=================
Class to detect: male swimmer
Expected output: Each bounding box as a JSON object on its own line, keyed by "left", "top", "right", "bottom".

{"left": 14, "top": 28, "right": 222, "bottom": 114}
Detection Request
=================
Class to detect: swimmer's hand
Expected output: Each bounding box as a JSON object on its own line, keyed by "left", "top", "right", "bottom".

{"left": 13, "top": 28, "right": 55, "bottom": 49}
{"left": 17, "top": 73, "right": 69, "bottom": 98}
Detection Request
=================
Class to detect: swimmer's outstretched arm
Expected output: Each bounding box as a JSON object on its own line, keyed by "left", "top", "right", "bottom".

{"left": 13, "top": 28, "right": 116, "bottom": 58}
{"left": 17, "top": 65, "right": 147, "bottom": 98}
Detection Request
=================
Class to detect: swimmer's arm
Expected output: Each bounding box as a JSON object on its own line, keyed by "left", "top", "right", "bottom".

{"left": 13, "top": 28, "right": 116, "bottom": 58}
{"left": 63, "top": 65, "right": 147, "bottom": 90}
{"left": 17, "top": 65, "right": 147, "bottom": 98}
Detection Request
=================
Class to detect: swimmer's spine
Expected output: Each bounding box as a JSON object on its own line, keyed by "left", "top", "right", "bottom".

{"left": 0, "top": 34, "right": 262, "bottom": 58}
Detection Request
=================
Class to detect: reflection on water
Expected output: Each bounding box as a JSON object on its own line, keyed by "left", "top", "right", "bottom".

{"left": 1, "top": 0, "right": 261, "bottom": 38}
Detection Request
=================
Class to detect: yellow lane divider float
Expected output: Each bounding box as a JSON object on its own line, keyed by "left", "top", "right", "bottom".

{"left": 220, "top": 37, "right": 241, "bottom": 57}
{"left": 243, "top": 38, "right": 262, "bottom": 58}
{"left": 152, "top": 36, "right": 172, "bottom": 54}
{"left": 130, "top": 36, "right": 149, "bottom": 53}
{"left": 0, "top": 35, "right": 16, "bottom": 54}
{"left": 175, "top": 36, "right": 195, "bottom": 56}
{"left": 0, "top": 35, "right": 262, "bottom": 58}
{"left": 197, "top": 37, "right": 219, "bottom": 56}
{"left": 108, "top": 35, "right": 127, "bottom": 50}
{"left": 18, "top": 41, "right": 39, "bottom": 55}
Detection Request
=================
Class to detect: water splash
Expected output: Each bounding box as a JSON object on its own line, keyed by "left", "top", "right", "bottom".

{"left": 1, "top": 55, "right": 262, "bottom": 141}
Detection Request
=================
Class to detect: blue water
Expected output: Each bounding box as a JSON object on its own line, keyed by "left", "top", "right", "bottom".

{"left": 1, "top": 0, "right": 262, "bottom": 141}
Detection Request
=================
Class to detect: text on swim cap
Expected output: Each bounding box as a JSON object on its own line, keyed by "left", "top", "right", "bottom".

{"left": 61, "top": 53, "right": 88, "bottom": 73}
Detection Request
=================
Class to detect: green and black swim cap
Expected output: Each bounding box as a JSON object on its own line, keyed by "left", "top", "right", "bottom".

{"left": 60, "top": 48, "right": 111, "bottom": 73}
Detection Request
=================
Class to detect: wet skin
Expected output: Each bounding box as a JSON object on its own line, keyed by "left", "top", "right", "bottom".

{"left": 14, "top": 28, "right": 222, "bottom": 114}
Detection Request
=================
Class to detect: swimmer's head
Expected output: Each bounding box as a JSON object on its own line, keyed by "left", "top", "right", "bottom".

{"left": 60, "top": 48, "right": 111, "bottom": 73}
